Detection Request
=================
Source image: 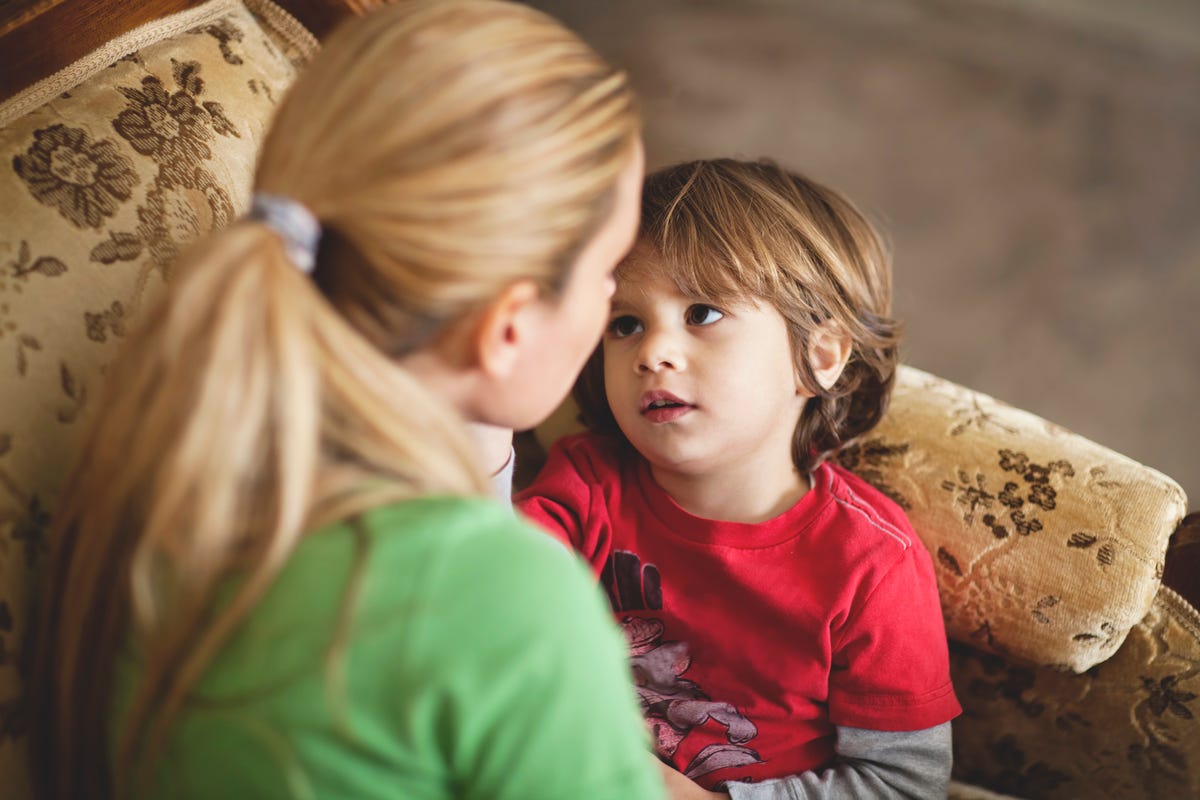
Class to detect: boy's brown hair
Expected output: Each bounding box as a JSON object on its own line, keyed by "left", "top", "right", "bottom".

{"left": 574, "top": 158, "right": 901, "bottom": 472}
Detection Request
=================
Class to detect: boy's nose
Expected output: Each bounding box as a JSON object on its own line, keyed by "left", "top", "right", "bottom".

{"left": 635, "top": 328, "right": 684, "bottom": 374}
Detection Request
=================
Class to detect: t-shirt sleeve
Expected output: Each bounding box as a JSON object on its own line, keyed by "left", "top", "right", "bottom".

{"left": 412, "top": 512, "right": 663, "bottom": 800}
{"left": 514, "top": 438, "right": 612, "bottom": 574}
{"left": 826, "top": 530, "right": 962, "bottom": 732}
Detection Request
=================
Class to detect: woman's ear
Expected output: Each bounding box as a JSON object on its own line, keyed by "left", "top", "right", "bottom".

{"left": 471, "top": 279, "right": 542, "bottom": 380}
{"left": 802, "top": 321, "right": 853, "bottom": 392}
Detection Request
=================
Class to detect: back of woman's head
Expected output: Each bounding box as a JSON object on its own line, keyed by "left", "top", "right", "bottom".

{"left": 32, "top": 3, "right": 639, "bottom": 798}
{"left": 261, "top": 0, "right": 638, "bottom": 354}
{"left": 576, "top": 158, "right": 900, "bottom": 472}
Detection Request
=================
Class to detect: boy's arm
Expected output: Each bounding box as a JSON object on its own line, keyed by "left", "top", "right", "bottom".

{"left": 514, "top": 437, "right": 614, "bottom": 572}
{"left": 722, "top": 724, "right": 952, "bottom": 800}
{"left": 660, "top": 726, "right": 951, "bottom": 800}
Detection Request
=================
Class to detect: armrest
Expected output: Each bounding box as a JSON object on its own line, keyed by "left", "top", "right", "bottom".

{"left": 836, "top": 366, "right": 1186, "bottom": 672}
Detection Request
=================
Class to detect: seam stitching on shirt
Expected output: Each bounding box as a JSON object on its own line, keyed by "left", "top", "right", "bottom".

{"left": 827, "top": 468, "right": 911, "bottom": 549}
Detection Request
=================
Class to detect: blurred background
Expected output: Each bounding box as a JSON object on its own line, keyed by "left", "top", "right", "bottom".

{"left": 527, "top": 0, "right": 1200, "bottom": 505}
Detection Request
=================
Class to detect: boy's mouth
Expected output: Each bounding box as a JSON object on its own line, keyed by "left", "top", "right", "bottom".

{"left": 640, "top": 391, "right": 693, "bottom": 422}
{"left": 640, "top": 390, "right": 688, "bottom": 412}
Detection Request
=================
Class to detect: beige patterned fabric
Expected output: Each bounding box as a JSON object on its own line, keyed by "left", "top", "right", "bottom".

{"left": 837, "top": 368, "right": 1197, "bottom": 797}
{"left": 0, "top": 2, "right": 315, "bottom": 795}
{"left": 950, "top": 586, "right": 1200, "bottom": 799}
{"left": 835, "top": 366, "right": 1187, "bottom": 673}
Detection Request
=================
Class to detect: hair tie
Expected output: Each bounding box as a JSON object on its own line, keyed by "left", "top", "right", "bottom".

{"left": 247, "top": 192, "right": 321, "bottom": 274}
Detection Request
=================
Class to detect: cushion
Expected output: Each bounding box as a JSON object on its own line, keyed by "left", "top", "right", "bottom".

{"left": 949, "top": 585, "right": 1200, "bottom": 799}
{"left": 838, "top": 366, "right": 1186, "bottom": 672}
{"left": 0, "top": 1, "right": 315, "bottom": 795}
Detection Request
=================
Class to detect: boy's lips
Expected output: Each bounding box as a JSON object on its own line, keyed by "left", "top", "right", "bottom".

{"left": 640, "top": 390, "right": 694, "bottom": 423}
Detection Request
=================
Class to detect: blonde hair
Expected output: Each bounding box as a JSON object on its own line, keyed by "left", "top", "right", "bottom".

{"left": 576, "top": 158, "right": 899, "bottom": 472}
{"left": 31, "top": 2, "right": 639, "bottom": 797}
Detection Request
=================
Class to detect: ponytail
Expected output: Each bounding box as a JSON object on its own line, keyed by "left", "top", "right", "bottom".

{"left": 35, "top": 224, "right": 485, "bottom": 799}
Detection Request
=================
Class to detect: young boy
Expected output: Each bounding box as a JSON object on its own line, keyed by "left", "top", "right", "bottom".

{"left": 517, "top": 159, "right": 960, "bottom": 799}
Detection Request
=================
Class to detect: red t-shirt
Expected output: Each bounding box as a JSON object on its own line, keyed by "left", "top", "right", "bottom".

{"left": 516, "top": 433, "right": 960, "bottom": 789}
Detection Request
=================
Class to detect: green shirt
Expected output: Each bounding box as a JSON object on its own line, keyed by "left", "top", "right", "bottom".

{"left": 114, "top": 496, "right": 664, "bottom": 799}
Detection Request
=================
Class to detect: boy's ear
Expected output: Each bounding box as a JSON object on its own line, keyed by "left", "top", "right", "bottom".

{"left": 801, "top": 321, "right": 853, "bottom": 393}
{"left": 471, "top": 279, "right": 542, "bottom": 379}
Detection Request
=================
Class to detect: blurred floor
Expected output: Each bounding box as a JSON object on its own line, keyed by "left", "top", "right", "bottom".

{"left": 528, "top": 0, "right": 1200, "bottom": 506}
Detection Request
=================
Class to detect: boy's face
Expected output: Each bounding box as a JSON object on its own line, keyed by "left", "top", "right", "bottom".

{"left": 602, "top": 241, "right": 810, "bottom": 482}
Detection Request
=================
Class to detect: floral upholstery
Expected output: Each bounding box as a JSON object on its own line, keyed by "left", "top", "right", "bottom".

{"left": 836, "top": 366, "right": 1187, "bottom": 673}
{"left": 824, "top": 368, "right": 1198, "bottom": 798}
{"left": 948, "top": 586, "right": 1200, "bottom": 798}
{"left": 0, "top": 2, "right": 315, "bottom": 795}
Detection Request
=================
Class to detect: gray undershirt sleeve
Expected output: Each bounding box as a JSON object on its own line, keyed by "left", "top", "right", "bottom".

{"left": 725, "top": 723, "right": 953, "bottom": 800}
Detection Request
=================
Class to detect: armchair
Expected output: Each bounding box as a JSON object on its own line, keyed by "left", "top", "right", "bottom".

{"left": 1, "top": 1, "right": 1195, "bottom": 798}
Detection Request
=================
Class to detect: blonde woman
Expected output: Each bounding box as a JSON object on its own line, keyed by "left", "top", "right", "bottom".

{"left": 31, "top": 2, "right": 660, "bottom": 798}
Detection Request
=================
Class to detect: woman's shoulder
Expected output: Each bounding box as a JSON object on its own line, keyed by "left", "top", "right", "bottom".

{"left": 331, "top": 495, "right": 602, "bottom": 621}
{"left": 216, "top": 494, "right": 608, "bottom": 690}
{"left": 355, "top": 494, "right": 577, "bottom": 567}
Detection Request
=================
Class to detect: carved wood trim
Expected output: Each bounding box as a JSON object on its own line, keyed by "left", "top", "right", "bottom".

{"left": 0, "top": 0, "right": 388, "bottom": 104}
{"left": 0, "top": 0, "right": 72, "bottom": 37}
{"left": 0, "top": 0, "right": 210, "bottom": 102}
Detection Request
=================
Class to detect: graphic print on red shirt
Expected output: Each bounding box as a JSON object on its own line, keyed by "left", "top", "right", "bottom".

{"left": 607, "top": 550, "right": 764, "bottom": 782}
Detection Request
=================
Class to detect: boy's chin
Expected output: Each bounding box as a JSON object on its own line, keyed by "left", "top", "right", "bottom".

{"left": 638, "top": 447, "right": 715, "bottom": 478}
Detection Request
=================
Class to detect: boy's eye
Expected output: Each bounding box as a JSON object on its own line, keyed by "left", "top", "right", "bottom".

{"left": 607, "top": 315, "right": 643, "bottom": 338}
{"left": 685, "top": 304, "right": 724, "bottom": 326}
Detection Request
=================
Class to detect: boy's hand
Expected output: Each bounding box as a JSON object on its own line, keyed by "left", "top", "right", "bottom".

{"left": 467, "top": 422, "right": 514, "bottom": 477}
{"left": 656, "top": 761, "right": 730, "bottom": 800}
